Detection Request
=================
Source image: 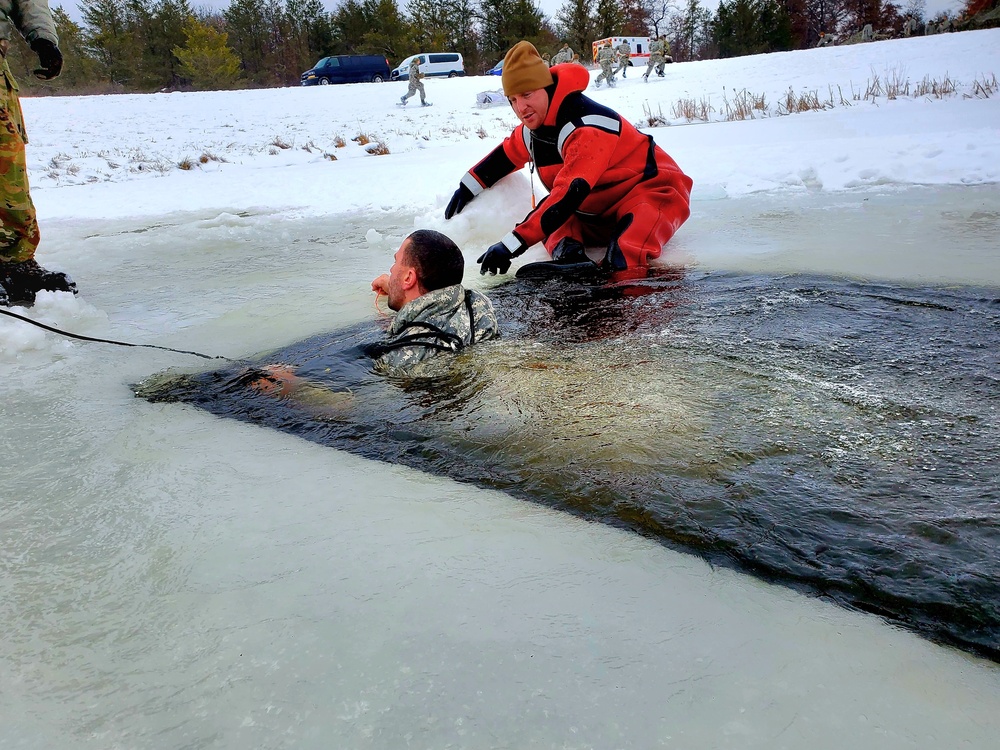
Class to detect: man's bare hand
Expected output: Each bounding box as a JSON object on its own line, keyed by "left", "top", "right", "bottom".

{"left": 371, "top": 274, "right": 390, "bottom": 295}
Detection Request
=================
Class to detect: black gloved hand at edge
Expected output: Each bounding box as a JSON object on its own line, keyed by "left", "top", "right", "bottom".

{"left": 30, "top": 38, "right": 63, "bottom": 80}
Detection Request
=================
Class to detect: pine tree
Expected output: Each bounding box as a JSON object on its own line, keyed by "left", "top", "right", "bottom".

{"left": 224, "top": 0, "right": 273, "bottom": 84}
{"left": 479, "top": 0, "right": 545, "bottom": 59}
{"left": 713, "top": 0, "right": 792, "bottom": 57}
{"left": 52, "top": 8, "right": 105, "bottom": 89}
{"left": 147, "top": 0, "right": 194, "bottom": 88}
{"left": 122, "top": 0, "right": 156, "bottom": 86}
{"left": 359, "top": 0, "right": 411, "bottom": 59}
{"left": 555, "top": 0, "right": 596, "bottom": 60}
{"left": 284, "top": 0, "right": 335, "bottom": 76}
{"left": 174, "top": 17, "right": 243, "bottom": 89}
{"left": 406, "top": 0, "right": 453, "bottom": 50}
{"left": 80, "top": 0, "right": 144, "bottom": 88}
{"left": 594, "top": 0, "right": 626, "bottom": 37}
{"left": 331, "top": 0, "right": 370, "bottom": 53}
{"left": 446, "top": 0, "right": 481, "bottom": 68}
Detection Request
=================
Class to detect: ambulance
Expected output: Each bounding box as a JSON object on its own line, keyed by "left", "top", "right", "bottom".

{"left": 590, "top": 36, "right": 651, "bottom": 68}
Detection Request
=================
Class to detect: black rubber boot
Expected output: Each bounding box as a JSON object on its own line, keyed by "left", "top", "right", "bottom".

{"left": 601, "top": 214, "right": 633, "bottom": 273}
{"left": 0, "top": 258, "right": 78, "bottom": 307}
{"left": 550, "top": 238, "right": 592, "bottom": 264}
{"left": 515, "top": 238, "right": 604, "bottom": 281}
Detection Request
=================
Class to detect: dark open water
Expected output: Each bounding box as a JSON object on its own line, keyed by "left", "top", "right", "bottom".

{"left": 139, "top": 267, "right": 1000, "bottom": 661}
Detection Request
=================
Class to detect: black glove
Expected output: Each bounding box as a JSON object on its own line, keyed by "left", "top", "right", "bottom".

{"left": 477, "top": 242, "right": 514, "bottom": 275}
{"left": 31, "top": 38, "right": 63, "bottom": 80}
{"left": 445, "top": 182, "right": 475, "bottom": 220}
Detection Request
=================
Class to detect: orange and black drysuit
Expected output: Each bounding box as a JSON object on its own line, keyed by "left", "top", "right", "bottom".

{"left": 456, "top": 63, "right": 693, "bottom": 270}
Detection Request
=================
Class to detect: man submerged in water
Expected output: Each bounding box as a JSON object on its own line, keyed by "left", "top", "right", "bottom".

{"left": 251, "top": 229, "right": 499, "bottom": 402}
{"left": 368, "top": 229, "right": 498, "bottom": 373}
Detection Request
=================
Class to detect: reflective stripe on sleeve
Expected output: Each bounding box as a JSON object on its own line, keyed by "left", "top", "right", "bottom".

{"left": 461, "top": 172, "right": 485, "bottom": 196}
{"left": 501, "top": 232, "right": 522, "bottom": 253}
{"left": 556, "top": 115, "right": 621, "bottom": 154}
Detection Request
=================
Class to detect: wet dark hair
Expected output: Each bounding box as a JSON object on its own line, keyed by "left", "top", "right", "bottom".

{"left": 405, "top": 229, "right": 465, "bottom": 292}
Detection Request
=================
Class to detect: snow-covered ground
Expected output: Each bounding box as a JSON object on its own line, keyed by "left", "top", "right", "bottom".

{"left": 24, "top": 29, "right": 1000, "bottom": 226}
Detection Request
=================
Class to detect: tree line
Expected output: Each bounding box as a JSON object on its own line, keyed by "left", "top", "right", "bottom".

{"left": 6, "top": 0, "right": 992, "bottom": 95}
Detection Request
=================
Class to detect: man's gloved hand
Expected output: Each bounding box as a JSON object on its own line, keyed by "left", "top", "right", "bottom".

{"left": 31, "top": 39, "right": 63, "bottom": 80}
{"left": 477, "top": 242, "right": 514, "bottom": 275}
{"left": 444, "top": 183, "right": 475, "bottom": 219}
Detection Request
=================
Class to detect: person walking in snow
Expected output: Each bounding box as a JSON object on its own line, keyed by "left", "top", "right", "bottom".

{"left": 593, "top": 43, "right": 616, "bottom": 88}
{"left": 1, "top": 0, "right": 77, "bottom": 307}
{"left": 643, "top": 36, "right": 668, "bottom": 80}
{"left": 399, "top": 56, "right": 429, "bottom": 107}
{"left": 613, "top": 40, "right": 631, "bottom": 79}
{"left": 550, "top": 42, "right": 573, "bottom": 66}
{"left": 443, "top": 41, "right": 692, "bottom": 278}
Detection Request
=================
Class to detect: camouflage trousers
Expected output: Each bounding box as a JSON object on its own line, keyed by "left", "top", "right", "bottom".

{"left": 644, "top": 54, "right": 667, "bottom": 77}
{"left": 595, "top": 62, "right": 615, "bottom": 85}
{"left": 1, "top": 57, "right": 40, "bottom": 263}
{"left": 402, "top": 78, "right": 425, "bottom": 103}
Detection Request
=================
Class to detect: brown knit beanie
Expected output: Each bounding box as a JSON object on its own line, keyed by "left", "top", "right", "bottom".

{"left": 502, "top": 41, "right": 554, "bottom": 96}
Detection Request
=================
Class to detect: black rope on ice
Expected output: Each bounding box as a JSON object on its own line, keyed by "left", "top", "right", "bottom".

{"left": 0, "top": 307, "right": 233, "bottom": 361}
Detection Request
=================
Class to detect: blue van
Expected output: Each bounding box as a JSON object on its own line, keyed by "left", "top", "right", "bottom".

{"left": 301, "top": 55, "right": 391, "bottom": 85}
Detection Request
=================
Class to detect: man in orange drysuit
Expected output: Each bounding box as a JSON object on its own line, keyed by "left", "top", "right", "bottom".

{"left": 444, "top": 40, "right": 692, "bottom": 277}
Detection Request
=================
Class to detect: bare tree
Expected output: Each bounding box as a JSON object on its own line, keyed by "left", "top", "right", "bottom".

{"left": 643, "top": 0, "right": 678, "bottom": 36}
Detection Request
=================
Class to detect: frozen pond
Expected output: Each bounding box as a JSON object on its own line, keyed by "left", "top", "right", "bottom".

{"left": 2, "top": 184, "right": 999, "bottom": 748}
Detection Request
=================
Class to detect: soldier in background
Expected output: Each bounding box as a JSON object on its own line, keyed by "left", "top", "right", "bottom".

{"left": 593, "top": 42, "right": 616, "bottom": 88}
{"left": 1, "top": 0, "right": 76, "bottom": 307}
{"left": 612, "top": 40, "right": 631, "bottom": 79}
{"left": 399, "top": 56, "right": 430, "bottom": 107}
{"left": 816, "top": 31, "right": 834, "bottom": 46}
{"left": 861, "top": 23, "right": 874, "bottom": 41}
{"left": 643, "top": 35, "right": 668, "bottom": 81}
{"left": 550, "top": 43, "right": 573, "bottom": 66}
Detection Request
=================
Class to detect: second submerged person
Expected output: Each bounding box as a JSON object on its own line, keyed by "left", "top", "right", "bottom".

{"left": 444, "top": 41, "right": 693, "bottom": 277}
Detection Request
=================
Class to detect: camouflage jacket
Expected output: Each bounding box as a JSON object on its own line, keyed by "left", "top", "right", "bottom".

{"left": 372, "top": 284, "right": 499, "bottom": 375}
{"left": 597, "top": 46, "right": 614, "bottom": 65}
{"left": 1, "top": 0, "right": 58, "bottom": 44}
{"left": 408, "top": 57, "right": 424, "bottom": 80}
{"left": 551, "top": 47, "right": 572, "bottom": 65}
{"left": 649, "top": 39, "right": 665, "bottom": 58}
{"left": 615, "top": 42, "right": 631, "bottom": 60}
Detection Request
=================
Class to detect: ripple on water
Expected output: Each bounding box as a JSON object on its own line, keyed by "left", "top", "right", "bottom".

{"left": 136, "top": 269, "right": 1000, "bottom": 661}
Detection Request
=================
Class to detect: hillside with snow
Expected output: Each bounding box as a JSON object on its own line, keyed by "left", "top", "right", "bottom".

{"left": 23, "top": 27, "right": 999, "bottom": 227}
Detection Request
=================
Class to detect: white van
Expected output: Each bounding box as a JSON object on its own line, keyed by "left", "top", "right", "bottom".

{"left": 390, "top": 52, "right": 465, "bottom": 81}
{"left": 590, "top": 37, "right": 651, "bottom": 68}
